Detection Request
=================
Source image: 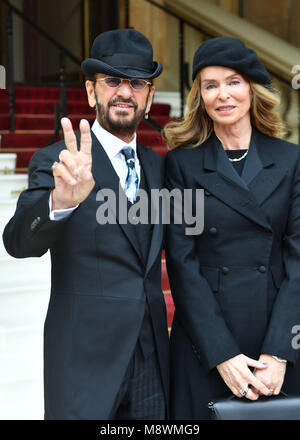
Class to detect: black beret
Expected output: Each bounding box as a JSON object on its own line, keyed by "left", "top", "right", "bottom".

{"left": 192, "top": 36, "right": 271, "bottom": 85}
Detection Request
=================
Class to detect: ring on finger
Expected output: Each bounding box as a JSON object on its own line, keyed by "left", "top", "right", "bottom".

{"left": 240, "top": 386, "right": 249, "bottom": 397}
{"left": 51, "top": 161, "right": 59, "bottom": 172}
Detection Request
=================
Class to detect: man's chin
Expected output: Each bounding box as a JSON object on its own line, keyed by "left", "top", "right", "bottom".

{"left": 112, "top": 114, "right": 134, "bottom": 123}
{"left": 97, "top": 106, "right": 145, "bottom": 133}
{"left": 107, "top": 113, "right": 143, "bottom": 131}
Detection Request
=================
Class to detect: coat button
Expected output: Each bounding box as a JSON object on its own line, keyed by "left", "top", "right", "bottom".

{"left": 222, "top": 267, "right": 229, "bottom": 275}
{"left": 259, "top": 265, "right": 266, "bottom": 273}
{"left": 209, "top": 227, "right": 217, "bottom": 235}
{"left": 192, "top": 344, "right": 200, "bottom": 356}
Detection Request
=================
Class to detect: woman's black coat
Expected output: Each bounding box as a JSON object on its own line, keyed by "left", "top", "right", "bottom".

{"left": 165, "top": 129, "right": 300, "bottom": 419}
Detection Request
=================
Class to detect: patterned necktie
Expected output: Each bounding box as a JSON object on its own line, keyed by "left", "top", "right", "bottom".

{"left": 121, "top": 147, "right": 139, "bottom": 204}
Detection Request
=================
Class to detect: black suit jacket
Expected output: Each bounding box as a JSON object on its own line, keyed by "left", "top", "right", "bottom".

{"left": 166, "top": 128, "right": 300, "bottom": 377}
{"left": 166, "top": 129, "right": 300, "bottom": 419}
{"left": 3, "top": 132, "right": 170, "bottom": 420}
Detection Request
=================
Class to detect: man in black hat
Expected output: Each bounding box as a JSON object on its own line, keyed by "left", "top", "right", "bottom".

{"left": 3, "top": 29, "right": 169, "bottom": 420}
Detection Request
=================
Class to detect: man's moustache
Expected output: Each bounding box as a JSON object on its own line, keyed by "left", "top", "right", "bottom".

{"left": 108, "top": 98, "right": 138, "bottom": 109}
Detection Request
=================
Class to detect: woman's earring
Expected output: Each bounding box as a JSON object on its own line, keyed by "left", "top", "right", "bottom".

{"left": 144, "top": 113, "right": 149, "bottom": 120}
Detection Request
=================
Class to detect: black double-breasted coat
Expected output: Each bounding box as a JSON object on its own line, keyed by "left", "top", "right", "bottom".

{"left": 3, "top": 132, "right": 170, "bottom": 420}
{"left": 165, "top": 129, "right": 300, "bottom": 419}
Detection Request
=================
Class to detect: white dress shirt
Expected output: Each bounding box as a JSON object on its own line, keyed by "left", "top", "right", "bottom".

{"left": 49, "top": 120, "right": 140, "bottom": 220}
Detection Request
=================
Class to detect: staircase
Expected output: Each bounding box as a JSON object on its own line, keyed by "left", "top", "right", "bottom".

{"left": 0, "top": 86, "right": 174, "bottom": 420}
{"left": 0, "top": 153, "right": 51, "bottom": 420}
{"left": 0, "top": 86, "right": 171, "bottom": 169}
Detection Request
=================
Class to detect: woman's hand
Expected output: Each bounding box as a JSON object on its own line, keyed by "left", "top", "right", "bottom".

{"left": 252, "top": 354, "right": 287, "bottom": 396}
{"left": 216, "top": 354, "right": 272, "bottom": 400}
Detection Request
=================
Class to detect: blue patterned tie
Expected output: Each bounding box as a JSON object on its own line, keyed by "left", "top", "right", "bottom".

{"left": 121, "top": 147, "right": 139, "bottom": 204}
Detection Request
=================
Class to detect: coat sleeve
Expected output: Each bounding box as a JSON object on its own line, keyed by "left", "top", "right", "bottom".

{"left": 2, "top": 144, "right": 73, "bottom": 258}
{"left": 261, "top": 150, "right": 300, "bottom": 365}
{"left": 165, "top": 151, "right": 241, "bottom": 372}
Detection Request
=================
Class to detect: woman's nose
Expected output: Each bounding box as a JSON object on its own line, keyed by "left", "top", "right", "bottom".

{"left": 218, "top": 85, "right": 229, "bottom": 100}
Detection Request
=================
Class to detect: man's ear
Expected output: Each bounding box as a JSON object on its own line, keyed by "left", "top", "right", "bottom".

{"left": 145, "top": 85, "right": 155, "bottom": 115}
{"left": 85, "top": 80, "right": 97, "bottom": 108}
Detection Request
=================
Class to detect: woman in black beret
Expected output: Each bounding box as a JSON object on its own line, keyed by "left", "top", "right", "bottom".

{"left": 164, "top": 36, "right": 300, "bottom": 419}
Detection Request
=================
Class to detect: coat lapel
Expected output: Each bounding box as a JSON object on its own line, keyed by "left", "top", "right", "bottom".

{"left": 91, "top": 132, "right": 143, "bottom": 262}
{"left": 192, "top": 133, "right": 273, "bottom": 231}
{"left": 246, "top": 130, "right": 288, "bottom": 206}
{"left": 137, "top": 143, "right": 164, "bottom": 275}
{"left": 214, "top": 133, "right": 249, "bottom": 191}
{"left": 240, "top": 130, "right": 263, "bottom": 185}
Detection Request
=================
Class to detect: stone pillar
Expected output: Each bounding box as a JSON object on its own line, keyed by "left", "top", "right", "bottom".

{"left": 10, "top": 0, "right": 24, "bottom": 83}
{"left": 127, "top": 0, "right": 168, "bottom": 91}
{"left": 38, "top": 0, "right": 82, "bottom": 77}
{"left": 289, "top": 0, "right": 300, "bottom": 47}
{"left": 246, "top": 0, "right": 288, "bottom": 40}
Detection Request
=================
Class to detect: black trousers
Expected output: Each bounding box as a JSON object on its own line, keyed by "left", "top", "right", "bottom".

{"left": 109, "top": 343, "right": 166, "bottom": 420}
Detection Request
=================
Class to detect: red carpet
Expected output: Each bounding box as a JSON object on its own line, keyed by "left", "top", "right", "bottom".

{"left": 0, "top": 85, "right": 174, "bottom": 329}
{"left": 0, "top": 86, "right": 170, "bottom": 169}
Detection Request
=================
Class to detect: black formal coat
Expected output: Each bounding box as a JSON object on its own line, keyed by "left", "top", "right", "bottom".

{"left": 3, "top": 132, "right": 170, "bottom": 420}
{"left": 165, "top": 128, "right": 300, "bottom": 419}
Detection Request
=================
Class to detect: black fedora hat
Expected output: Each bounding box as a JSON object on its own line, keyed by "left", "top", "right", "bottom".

{"left": 81, "top": 29, "right": 163, "bottom": 79}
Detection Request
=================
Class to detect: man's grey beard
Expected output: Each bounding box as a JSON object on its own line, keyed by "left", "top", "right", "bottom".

{"left": 95, "top": 93, "right": 149, "bottom": 137}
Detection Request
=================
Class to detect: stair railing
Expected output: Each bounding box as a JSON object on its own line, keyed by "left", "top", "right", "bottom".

{"left": 145, "top": 0, "right": 214, "bottom": 119}
{"left": 1, "top": 0, "right": 81, "bottom": 143}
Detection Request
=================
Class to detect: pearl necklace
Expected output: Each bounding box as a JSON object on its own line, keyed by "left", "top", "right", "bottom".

{"left": 227, "top": 149, "right": 249, "bottom": 162}
{"left": 215, "top": 134, "right": 250, "bottom": 163}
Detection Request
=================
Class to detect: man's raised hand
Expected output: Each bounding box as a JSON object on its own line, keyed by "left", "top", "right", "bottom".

{"left": 51, "top": 118, "right": 95, "bottom": 210}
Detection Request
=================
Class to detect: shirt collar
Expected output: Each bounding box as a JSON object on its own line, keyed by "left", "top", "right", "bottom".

{"left": 91, "top": 120, "right": 137, "bottom": 161}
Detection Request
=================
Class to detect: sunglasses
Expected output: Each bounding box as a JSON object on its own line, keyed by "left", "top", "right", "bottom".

{"left": 95, "top": 77, "right": 152, "bottom": 91}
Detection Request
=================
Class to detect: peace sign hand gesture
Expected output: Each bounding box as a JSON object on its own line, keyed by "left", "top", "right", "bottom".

{"left": 51, "top": 118, "right": 95, "bottom": 210}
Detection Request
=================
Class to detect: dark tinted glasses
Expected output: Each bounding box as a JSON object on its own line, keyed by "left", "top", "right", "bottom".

{"left": 95, "top": 77, "right": 152, "bottom": 91}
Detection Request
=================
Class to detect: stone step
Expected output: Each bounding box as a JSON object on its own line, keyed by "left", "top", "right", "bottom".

{"left": 0, "top": 236, "right": 9, "bottom": 257}
{"left": 0, "top": 377, "right": 44, "bottom": 420}
{"left": 0, "top": 174, "right": 28, "bottom": 198}
{"left": 0, "top": 153, "right": 16, "bottom": 173}
{"left": 0, "top": 284, "right": 49, "bottom": 326}
{"left": 0, "top": 197, "right": 19, "bottom": 227}
{"left": 0, "top": 322, "right": 44, "bottom": 419}
{"left": 0, "top": 323, "right": 43, "bottom": 383}
{"left": 0, "top": 252, "right": 51, "bottom": 290}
